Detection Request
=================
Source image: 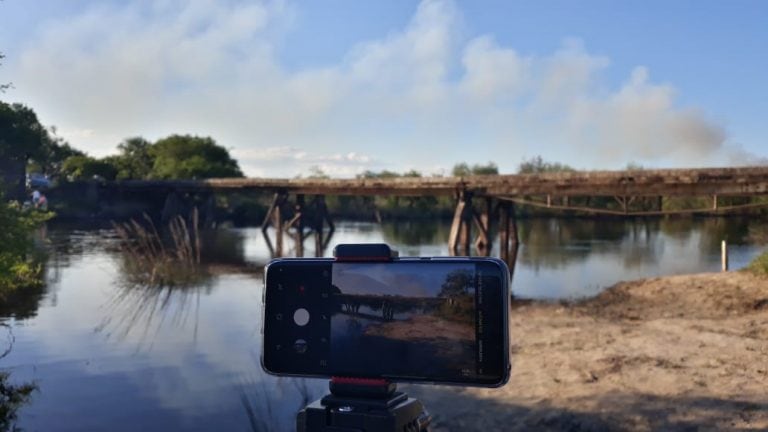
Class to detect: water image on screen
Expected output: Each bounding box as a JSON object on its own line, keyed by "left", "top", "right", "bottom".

{"left": 330, "top": 262, "right": 476, "bottom": 378}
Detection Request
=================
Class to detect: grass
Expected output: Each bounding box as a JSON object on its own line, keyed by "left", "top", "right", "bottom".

{"left": 746, "top": 249, "right": 768, "bottom": 276}
{"left": 112, "top": 211, "right": 203, "bottom": 287}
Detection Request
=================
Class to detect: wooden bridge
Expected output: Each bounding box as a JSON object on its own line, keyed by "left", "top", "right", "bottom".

{"left": 90, "top": 166, "right": 768, "bottom": 258}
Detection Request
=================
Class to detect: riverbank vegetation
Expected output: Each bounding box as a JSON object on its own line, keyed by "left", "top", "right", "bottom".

{"left": 747, "top": 250, "right": 768, "bottom": 276}
{"left": 0, "top": 370, "right": 35, "bottom": 432}
{"left": 0, "top": 196, "right": 52, "bottom": 301}
{"left": 112, "top": 212, "right": 208, "bottom": 288}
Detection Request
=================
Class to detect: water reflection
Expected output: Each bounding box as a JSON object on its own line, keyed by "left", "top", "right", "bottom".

{"left": 98, "top": 228, "right": 261, "bottom": 347}
{"left": 0, "top": 217, "right": 766, "bottom": 431}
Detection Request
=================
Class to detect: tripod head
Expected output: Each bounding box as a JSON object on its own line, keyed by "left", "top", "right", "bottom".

{"left": 297, "top": 377, "right": 430, "bottom": 432}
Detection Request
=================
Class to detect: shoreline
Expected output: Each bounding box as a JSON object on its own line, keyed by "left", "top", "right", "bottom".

{"left": 408, "top": 271, "right": 768, "bottom": 431}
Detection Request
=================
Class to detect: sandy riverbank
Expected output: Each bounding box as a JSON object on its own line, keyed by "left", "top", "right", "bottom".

{"left": 406, "top": 271, "right": 768, "bottom": 431}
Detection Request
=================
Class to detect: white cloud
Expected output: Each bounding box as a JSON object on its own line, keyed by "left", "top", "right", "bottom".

{"left": 232, "top": 146, "right": 376, "bottom": 178}
{"left": 6, "top": 0, "right": 755, "bottom": 177}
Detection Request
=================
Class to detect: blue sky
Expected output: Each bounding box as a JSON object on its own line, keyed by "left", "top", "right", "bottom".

{"left": 1, "top": 0, "right": 766, "bottom": 177}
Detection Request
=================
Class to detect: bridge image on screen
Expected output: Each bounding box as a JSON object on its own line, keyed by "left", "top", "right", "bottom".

{"left": 329, "top": 262, "right": 477, "bottom": 378}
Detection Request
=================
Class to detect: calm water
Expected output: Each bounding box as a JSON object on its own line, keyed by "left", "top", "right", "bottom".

{"left": 1, "top": 217, "right": 766, "bottom": 431}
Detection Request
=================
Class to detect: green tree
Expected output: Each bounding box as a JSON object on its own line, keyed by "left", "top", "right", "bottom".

{"left": 438, "top": 269, "right": 474, "bottom": 298}
{"left": 517, "top": 156, "right": 574, "bottom": 174}
{"left": 61, "top": 155, "right": 118, "bottom": 181}
{"left": 33, "top": 130, "right": 84, "bottom": 177}
{"left": 150, "top": 135, "right": 243, "bottom": 179}
{"left": 471, "top": 161, "right": 498, "bottom": 175}
{"left": 0, "top": 102, "right": 46, "bottom": 161}
{"left": 358, "top": 169, "right": 400, "bottom": 179}
{"left": 0, "top": 102, "right": 48, "bottom": 199}
{"left": 451, "top": 161, "right": 498, "bottom": 176}
{"left": 451, "top": 162, "right": 471, "bottom": 177}
{"left": 111, "top": 137, "right": 154, "bottom": 180}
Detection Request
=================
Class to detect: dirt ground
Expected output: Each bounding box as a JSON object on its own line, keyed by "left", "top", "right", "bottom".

{"left": 406, "top": 271, "right": 768, "bottom": 431}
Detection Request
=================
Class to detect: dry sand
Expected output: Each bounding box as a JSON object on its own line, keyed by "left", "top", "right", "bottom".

{"left": 406, "top": 271, "right": 768, "bottom": 431}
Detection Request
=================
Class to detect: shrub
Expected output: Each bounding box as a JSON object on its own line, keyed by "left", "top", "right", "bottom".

{"left": 747, "top": 250, "right": 768, "bottom": 276}
{"left": 0, "top": 198, "right": 52, "bottom": 299}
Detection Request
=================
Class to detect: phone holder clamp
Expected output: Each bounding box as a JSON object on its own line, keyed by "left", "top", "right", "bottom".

{"left": 296, "top": 244, "right": 431, "bottom": 432}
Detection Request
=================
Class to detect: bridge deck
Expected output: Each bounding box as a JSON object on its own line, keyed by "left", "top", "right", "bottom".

{"left": 107, "top": 166, "right": 768, "bottom": 197}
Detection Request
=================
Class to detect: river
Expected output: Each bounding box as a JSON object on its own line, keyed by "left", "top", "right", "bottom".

{"left": 0, "top": 217, "right": 765, "bottom": 431}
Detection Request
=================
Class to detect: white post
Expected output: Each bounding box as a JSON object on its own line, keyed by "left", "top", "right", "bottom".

{"left": 721, "top": 240, "right": 728, "bottom": 272}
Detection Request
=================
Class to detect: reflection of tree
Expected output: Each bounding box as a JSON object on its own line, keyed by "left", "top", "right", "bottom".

{"left": 98, "top": 224, "right": 256, "bottom": 346}
{"left": 335, "top": 293, "right": 440, "bottom": 322}
{"left": 696, "top": 217, "right": 752, "bottom": 251}
{"left": 519, "top": 218, "right": 647, "bottom": 270}
{"left": 97, "top": 253, "right": 214, "bottom": 345}
{"left": 0, "top": 325, "right": 37, "bottom": 431}
{"left": 380, "top": 220, "right": 447, "bottom": 246}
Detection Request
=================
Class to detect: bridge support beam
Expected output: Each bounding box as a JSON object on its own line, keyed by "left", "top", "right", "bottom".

{"left": 310, "top": 195, "right": 335, "bottom": 257}
{"left": 498, "top": 201, "right": 519, "bottom": 261}
{"left": 473, "top": 197, "right": 492, "bottom": 255}
{"left": 160, "top": 189, "right": 217, "bottom": 229}
{"left": 261, "top": 192, "right": 335, "bottom": 258}
{"left": 261, "top": 192, "right": 288, "bottom": 257}
{"left": 449, "top": 191, "right": 473, "bottom": 255}
{"left": 285, "top": 194, "right": 306, "bottom": 257}
{"left": 161, "top": 191, "right": 186, "bottom": 224}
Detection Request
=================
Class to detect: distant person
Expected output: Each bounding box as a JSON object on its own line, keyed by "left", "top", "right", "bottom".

{"left": 36, "top": 193, "right": 48, "bottom": 210}
{"left": 32, "top": 189, "right": 41, "bottom": 205}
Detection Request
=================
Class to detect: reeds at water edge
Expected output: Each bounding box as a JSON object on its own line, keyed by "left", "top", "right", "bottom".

{"left": 111, "top": 209, "right": 204, "bottom": 287}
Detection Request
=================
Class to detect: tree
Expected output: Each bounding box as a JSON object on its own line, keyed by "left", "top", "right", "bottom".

{"left": 517, "top": 156, "right": 574, "bottom": 174}
{"left": 306, "top": 166, "right": 330, "bottom": 179}
{"left": 451, "top": 161, "right": 499, "bottom": 177}
{"left": 438, "top": 269, "right": 474, "bottom": 298}
{"left": 0, "top": 102, "right": 48, "bottom": 199}
{"left": 358, "top": 169, "right": 400, "bottom": 179}
{"left": 451, "top": 162, "right": 470, "bottom": 177}
{"left": 111, "top": 137, "right": 153, "bottom": 180}
{"left": 0, "top": 102, "right": 46, "bottom": 161}
{"left": 150, "top": 135, "right": 243, "bottom": 179}
{"left": 470, "top": 162, "right": 498, "bottom": 175}
{"left": 61, "top": 155, "right": 118, "bottom": 181}
{"left": 32, "top": 131, "right": 84, "bottom": 177}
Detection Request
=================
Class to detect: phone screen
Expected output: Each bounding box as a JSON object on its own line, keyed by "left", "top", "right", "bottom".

{"left": 262, "top": 259, "right": 508, "bottom": 386}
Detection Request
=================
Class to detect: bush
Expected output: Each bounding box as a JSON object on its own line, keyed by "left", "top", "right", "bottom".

{"left": 747, "top": 250, "right": 768, "bottom": 276}
{"left": 0, "top": 199, "right": 52, "bottom": 299}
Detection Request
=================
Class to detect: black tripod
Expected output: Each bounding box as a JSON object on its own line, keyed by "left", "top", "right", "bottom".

{"left": 297, "top": 377, "right": 430, "bottom": 432}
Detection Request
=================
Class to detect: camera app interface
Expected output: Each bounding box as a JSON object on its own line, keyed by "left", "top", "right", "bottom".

{"left": 330, "top": 262, "right": 478, "bottom": 380}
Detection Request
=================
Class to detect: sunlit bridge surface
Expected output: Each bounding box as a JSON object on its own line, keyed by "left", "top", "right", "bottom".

{"left": 0, "top": 218, "right": 765, "bottom": 431}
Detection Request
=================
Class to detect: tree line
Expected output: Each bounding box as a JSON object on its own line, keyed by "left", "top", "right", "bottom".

{"left": 1, "top": 101, "right": 243, "bottom": 182}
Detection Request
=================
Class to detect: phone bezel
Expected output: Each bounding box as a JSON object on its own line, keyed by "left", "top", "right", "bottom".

{"left": 261, "top": 257, "right": 511, "bottom": 388}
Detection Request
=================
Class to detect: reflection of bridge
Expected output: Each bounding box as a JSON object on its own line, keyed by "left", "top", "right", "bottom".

{"left": 338, "top": 310, "right": 392, "bottom": 323}
{"left": 78, "top": 166, "right": 768, "bottom": 256}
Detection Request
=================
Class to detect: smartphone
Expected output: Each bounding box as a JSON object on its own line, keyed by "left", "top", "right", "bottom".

{"left": 261, "top": 257, "right": 510, "bottom": 387}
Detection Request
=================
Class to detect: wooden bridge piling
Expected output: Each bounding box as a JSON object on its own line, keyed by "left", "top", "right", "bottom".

{"left": 449, "top": 190, "right": 474, "bottom": 255}
{"left": 498, "top": 201, "right": 519, "bottom": 262}
{"left": 260, "top": 192, "right": 335, "bottom": 258}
